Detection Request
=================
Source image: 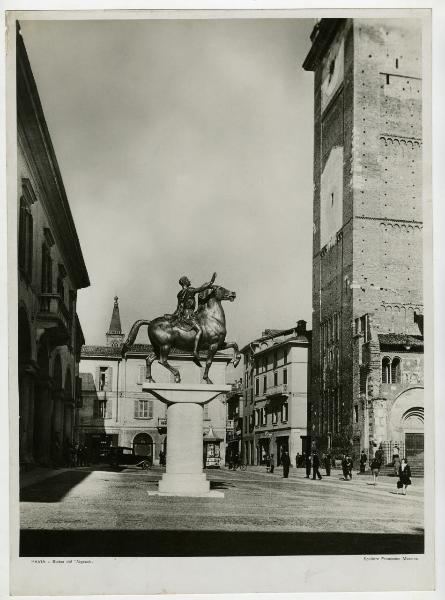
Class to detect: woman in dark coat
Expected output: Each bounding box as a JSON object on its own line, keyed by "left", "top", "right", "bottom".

{"left": 397, "top": 458, "right": 412, "bottom": 495}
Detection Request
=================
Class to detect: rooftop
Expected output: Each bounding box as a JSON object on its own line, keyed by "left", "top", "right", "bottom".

{"left": 81, "top": 343, "right": 231, "bottom": 360}
{"left": 378, "top": 334, "right": 423, "bottom": 351}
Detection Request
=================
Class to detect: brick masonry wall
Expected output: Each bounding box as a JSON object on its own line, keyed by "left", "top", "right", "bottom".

{"left": 310, "top": 18, "right": 423, "bottom": 449}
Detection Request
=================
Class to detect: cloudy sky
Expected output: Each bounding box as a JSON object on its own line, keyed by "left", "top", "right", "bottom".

{"left": 20, "top": 17, "right": 315, "bottom": 353}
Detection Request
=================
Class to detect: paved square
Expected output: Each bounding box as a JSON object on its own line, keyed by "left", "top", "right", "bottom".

{"left": 20, "top": 466, "right": 423, "bottom": 556}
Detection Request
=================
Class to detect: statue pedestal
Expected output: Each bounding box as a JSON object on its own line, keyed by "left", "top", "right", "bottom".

{"left": 142, "top": 383, "right": 230, "bottom": 498}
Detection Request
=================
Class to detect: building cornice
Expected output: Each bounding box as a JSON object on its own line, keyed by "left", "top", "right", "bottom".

{"left": 17, "top": 25, "right": 90, "bottom": 290}
{"left": 302, "top": 19, "right": 346, "bottom": 72}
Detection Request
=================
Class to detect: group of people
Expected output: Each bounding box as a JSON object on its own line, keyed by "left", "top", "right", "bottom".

{"left": 266, "top": 451, "right": 292, "bottom": 477}
{"left": 63, "top": 441, "right": 90, "bottom": 468}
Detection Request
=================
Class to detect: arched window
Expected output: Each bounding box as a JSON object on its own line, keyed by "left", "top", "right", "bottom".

{"left": 391, "top": 357, "right": 401, "bottom": 384}
{"left": 382, "top": 357, "right": 391, "bottom": 383}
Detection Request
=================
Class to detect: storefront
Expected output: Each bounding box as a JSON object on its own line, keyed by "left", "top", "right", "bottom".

{"left": 257, "top": 436, "right": 270, "bottom": 465}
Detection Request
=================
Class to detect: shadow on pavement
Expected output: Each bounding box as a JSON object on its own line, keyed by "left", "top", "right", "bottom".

{"left": 210, "top": 480, "right": 236, "bottom": 490}
{"left": 20, "top": 471, "right": 92, "bottom": 503}
{"left": 20, "top": 529, "right": 424, "bottom": 556}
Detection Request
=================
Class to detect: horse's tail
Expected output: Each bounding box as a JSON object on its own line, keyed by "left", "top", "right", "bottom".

{"left": 121, "top": 319, "right": 151, "bottom": 357}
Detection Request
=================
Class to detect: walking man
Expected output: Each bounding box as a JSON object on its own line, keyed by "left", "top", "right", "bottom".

{"left": 282, "top": 450, "right": 291, "bottom": 478}
{"left": 360, "top": 450, "right": 367, "bottom": 473}
{"left": 305, "top": 452, "right": 312, "bottom": 478}
{"left": 324, "top": 452, "right": 331, "bottom": 476}
{"left": 269, "top": 453, "right": 275, "bottom": 474}
{"left": 312, "top": 451, "right": 322, "bottom": 480}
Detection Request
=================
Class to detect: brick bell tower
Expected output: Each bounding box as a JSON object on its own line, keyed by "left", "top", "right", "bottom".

{"left": 106, "top": 296, "right": 125, "bottom": 347}
{"left": 303, "top": 18, "right": 424, "bottom": 463}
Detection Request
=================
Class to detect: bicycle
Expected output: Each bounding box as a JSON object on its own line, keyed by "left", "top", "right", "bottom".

{"left": 230, "top": 459, "right": 247, "bottom": 471}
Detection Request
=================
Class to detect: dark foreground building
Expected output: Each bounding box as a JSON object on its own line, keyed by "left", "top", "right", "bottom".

{"left": 17, "top": 24, "right": 90, "bottom": 467}
{"left": 303, "top": 18, "right": 424, "bottom": 469}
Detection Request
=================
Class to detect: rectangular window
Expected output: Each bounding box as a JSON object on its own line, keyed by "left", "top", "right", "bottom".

{"left": 18, "top": 197, "right": 33, "bottom": 281}
{"left": 354, "top": 404, "right": 359, "bottom": 424}
{"left": 273, "top": 351, "right": 277, "bottom": 370}
{"left": 138, "top": 365, "right": 147, "bottom": 384}
{"left": 135, "top": 399, "right": 153, "bottom": 419}
{"left": 281, "top": 403, "right": 288, "bottom": 422}
{"left": 283, "top": 349, "right": 288, "bottom": 365}
{"left": 274, "top": 371, "right": 278, "bottom": 386}
{"left": 255, "top": 378, "right": 259, "bottom": 396}
{"left": 272, "top": 410, "right": 278, "bottom": 425}
{"left": 254, "top": 410, "right": 259, "bottom": 427}
{"left": 283, "top": 369, "right": 287, "bottom": 385}
{"left": 263, "top": 376, "right": 267, "bottom": 394}
{"left": 98, "top": 366, "right": 111, "bottom": 391}
{"left": 250, "top": 388, "right": 253, "bottom": 403}
{"left": 261, "top": 408, "right": 267, "bottom": 426}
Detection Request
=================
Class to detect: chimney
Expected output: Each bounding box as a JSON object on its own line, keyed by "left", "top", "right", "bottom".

{"left": 296, "top": 320, "right": 307, "bottom": 337}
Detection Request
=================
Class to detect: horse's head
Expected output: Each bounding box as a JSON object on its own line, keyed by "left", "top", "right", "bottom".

{"left": 198, "top": 285, "right": 236, "bottom": 305}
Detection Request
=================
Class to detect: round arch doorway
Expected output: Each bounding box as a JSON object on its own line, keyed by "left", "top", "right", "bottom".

{"left": 133, "top": 433, "right": 154, "bottom": 460}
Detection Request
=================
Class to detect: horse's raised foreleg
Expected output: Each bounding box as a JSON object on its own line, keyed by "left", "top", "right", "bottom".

{"left": 220, "top": 341, "right": 241, "bottom": 368}
{"left": 202, "top": 344, "right": 218, "bottom": 384}
{"left": 145, "top": 349, "right": 159, "bottom": 383}
{"left": 158, "top": 345, "right": 181, "bottom": 383}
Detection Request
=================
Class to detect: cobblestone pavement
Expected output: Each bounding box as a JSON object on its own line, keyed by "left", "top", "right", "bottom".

{"left": 20, "top": 465, "right": 424, "bottom": 556}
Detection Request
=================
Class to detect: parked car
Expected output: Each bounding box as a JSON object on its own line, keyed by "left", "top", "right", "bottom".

{"left": 107, "top": 446, "right": 151, "bottom": 466}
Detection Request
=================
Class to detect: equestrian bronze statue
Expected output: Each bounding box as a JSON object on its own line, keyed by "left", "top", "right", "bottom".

{"left": 121, "top": 273, "right": 241, "bottom": 384}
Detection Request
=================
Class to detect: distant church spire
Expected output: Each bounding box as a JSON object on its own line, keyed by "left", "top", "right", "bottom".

{"left": 106, "top": 296, "right": 125, "bottom": 347}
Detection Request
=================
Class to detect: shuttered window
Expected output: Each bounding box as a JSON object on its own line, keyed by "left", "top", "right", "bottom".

{"left": 137, "top": 365, "right": 147, "bottom": 384}
{"left": 134, "top": 399, "right": 153, "bottom": 419}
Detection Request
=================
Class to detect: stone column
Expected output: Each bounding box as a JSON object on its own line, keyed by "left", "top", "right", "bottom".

{"left": 158, "top": 402, "right": 209, "bottom": 495}
{"left": 18, "top": 364, "right": 36, "bottom": 465}
{"left": 34, "top": 379, "right": 54, "bottom": 466}
{"left": 51, "top": 390, "right": 64, "bottom": 465}
{"left": 143, "top": 383, "right": 230, "bottom": 498}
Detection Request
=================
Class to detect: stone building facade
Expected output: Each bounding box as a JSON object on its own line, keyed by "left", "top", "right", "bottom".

{"left": 303, "top": 18, "right": 424, "bottom": 466}
{"left": 76, "top": 298, "right": 230, "bottom": 465}
{"left": 241, "top": 321, "right": 311, "bottom": 466}
{"left": 17, "top": 25, "right": 90, "bottom": 467}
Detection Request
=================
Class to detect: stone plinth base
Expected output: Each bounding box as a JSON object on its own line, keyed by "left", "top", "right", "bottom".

{"left": 142, "top": 381, "right": 230, "bottom": 499}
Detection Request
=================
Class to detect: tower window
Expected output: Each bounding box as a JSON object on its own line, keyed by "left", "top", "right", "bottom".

{"left": 354, "top": 405, "right": 359, "bottom": 423}
{"left": 382, "top": 357, "right": 391, "bottom": 384}
{"left": 395, "top": 58, "right": 399, "bottom": 69}
{"left": 391, "top": 357, "right": 401, "bottom": 384}
{"left": 331, "top": 192, "right": 334, "bottom": 206}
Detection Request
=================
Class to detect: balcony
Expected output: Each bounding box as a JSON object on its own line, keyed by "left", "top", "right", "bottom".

{"left": 37, "top": 293, "right": 72, "bottom": 347}
{"left": 266, "top": 383, "right": 289, "bottom": 398}
{"left": 226, "top": 419, "right": 235, "bottom": 430}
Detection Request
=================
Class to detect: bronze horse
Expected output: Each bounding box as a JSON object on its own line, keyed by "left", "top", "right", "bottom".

{"left": 121, "top": 285, "right": 241, "bottom": 384}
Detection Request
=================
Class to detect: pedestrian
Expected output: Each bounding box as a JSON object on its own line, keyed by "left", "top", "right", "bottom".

{"left": 346, "top": 455, "right": 354, "bottom": 479}
{"left": 375, "top": 443, "right": 384, "bottom": 466}
{"left": 305, "top": 452, "right": 312, "bottom": 478}
{"left": 295, "top": 452, "right": 300, "bottom": 468}
{"left": 392, "top": 445, "right": 401, "bottom": 477}
{"left": 397, "top": 458, "right": 412, "bottom": 495}
{"left": 324, "top": 452, "right": 331, "bottom": 476}
{"left": 360, "top": 450, "right": 367, "bottom": 474}
{"left": 312, "top": 451, "right": 322, "bottom": 480}
{"left": 282, "top": 450, "right": 291, "bottom": 478}
{"left": 370, "top": 455, "right": 381, "bottom": 485}
{"left": 269, "top": 453, "right": 275, "bottom": 474}
{"left": 342, "top": 454, "right": 349, "bottom": 480}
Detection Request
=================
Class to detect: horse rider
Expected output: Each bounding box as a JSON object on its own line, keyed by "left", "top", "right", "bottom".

{"left": 172, "top": 272, "right": 217, "bottom": 365}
